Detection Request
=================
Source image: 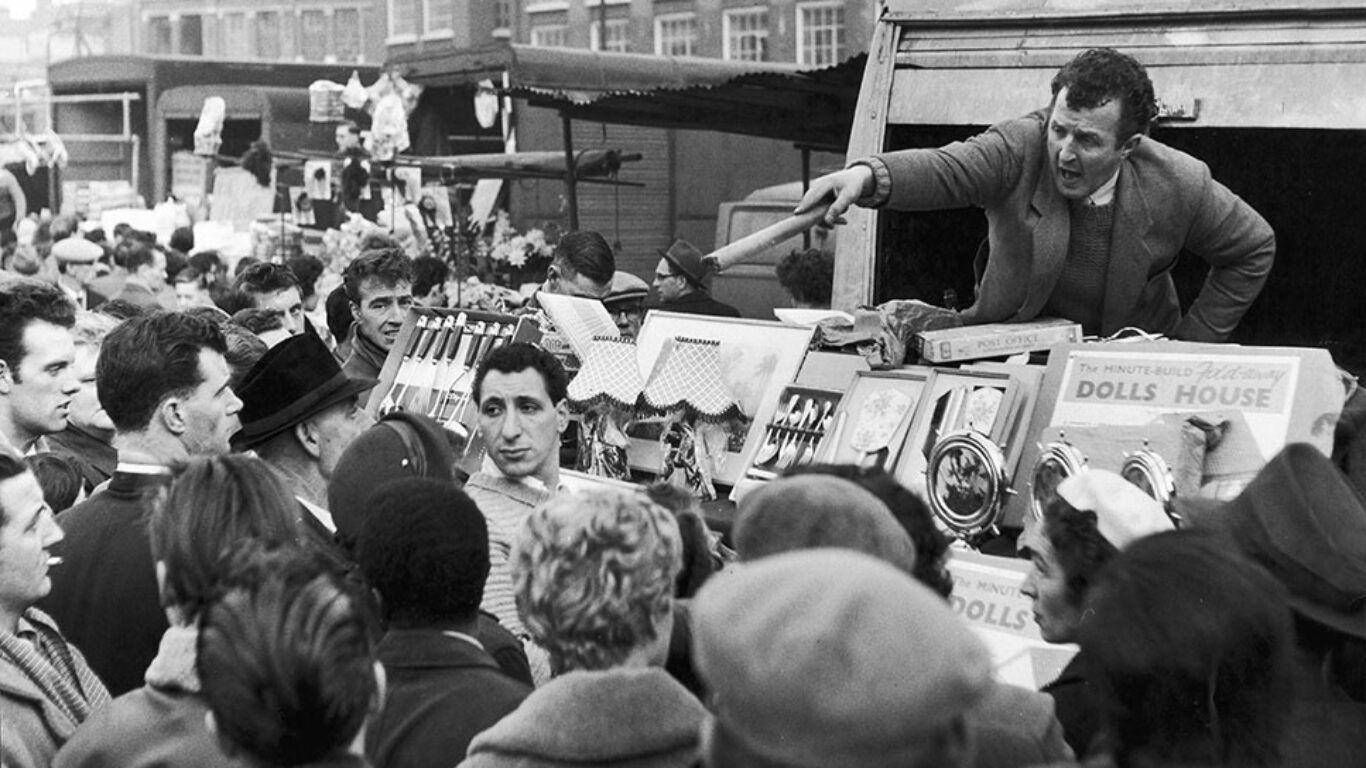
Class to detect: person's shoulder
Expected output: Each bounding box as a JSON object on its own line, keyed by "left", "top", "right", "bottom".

{"left": 974, "top": 679, "right": 1059, "bottom": 732}
{"left": 994, "top": 108, "right": 1050, "bottom": 137}
{"left": 1129, "top": 134, "right": 1211, "bottom": 183}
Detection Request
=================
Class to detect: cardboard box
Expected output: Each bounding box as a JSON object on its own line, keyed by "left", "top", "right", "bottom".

{"left": 915, "top": 318, "right": 1082, "bottom": 363}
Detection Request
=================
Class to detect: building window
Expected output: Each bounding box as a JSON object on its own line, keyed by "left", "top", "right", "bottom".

{"left": 797, "top": 2, "right": 844, "bottom": 66}
{"left": 494, "top": 0, "right": 512, "bottom": 33}
{"left": 529, "top": 25, "right": 568, "bottom": 48}
{"left": 590, "top": 18, "right": 630, "bottom": 53}
{"left": 256, "top": 11, "right": 282, "bottom": 59}
{"left": 147, "top": 15, "right": 172, "bottom": 55}
{"left": 299, "top": 10, "right": 329, "bottom": 61}
{"left": 654, "top": 13, "right": 697, "bottom": 57}
{"left": 221, "top": 13, "right": 250, "bottom": 58}
{"left": 389, "top": 0, "right": 419, "bottom": 39}
{"left": 334, "top": 8, "right": 363, "bottom": 61}
{"left": 179, "top": 14, "right": 204, "bottom": 55}
{"left": 723, "top": 8, "right": 768, "bottom": 62}
{"left": 424, "top": 0, "right": 452, "bottom": 35}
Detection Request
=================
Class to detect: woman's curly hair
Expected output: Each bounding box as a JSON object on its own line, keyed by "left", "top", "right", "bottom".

{"left": 513, "top": 488, "right": 682, "bottom": 675}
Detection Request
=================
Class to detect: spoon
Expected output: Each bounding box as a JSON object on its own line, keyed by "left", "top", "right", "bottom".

{"left": 775, "top": 394, "right": 801, "bottom": 425}
{"left": 817, "top": 400, "right": 836, "bottom": 432}
{"left": 753, "top": 429, "right": 782, "bottom": 466}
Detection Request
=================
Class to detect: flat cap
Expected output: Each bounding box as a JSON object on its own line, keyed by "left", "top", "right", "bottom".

{"left": 51, "top": 237, "right": 104, "bottom": 265}
{"left": 735, "top": 474, "right": 917, "bottom": 575}
{"left": 1184, "top": 443, "right": 1366, "bottom": 641}
{"left": 693, "top": 548, "right": 991, "bottom": 768}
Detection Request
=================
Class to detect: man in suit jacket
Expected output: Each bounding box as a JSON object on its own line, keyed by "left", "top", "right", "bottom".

{"left": 799, "top": 47, "right": 1273, "bottom": 342}
{"left": 42, "top": 312, "right": 242, "bottom": 696}
{"left": 232, "top": 333, "right": 376, "bottom": 554}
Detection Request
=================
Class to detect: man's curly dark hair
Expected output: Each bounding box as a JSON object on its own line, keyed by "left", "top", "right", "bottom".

{"left": 775, "top": 248, "right": 835, "bottom": 308}
{"left": 1041, "top": 495, "right": 1121, "bottom": 609}
{"left": 1051, "top": 48, "right": 1158, "bottom": 143}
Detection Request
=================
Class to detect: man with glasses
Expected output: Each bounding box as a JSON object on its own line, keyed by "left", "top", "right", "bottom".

{"left": 650, "top": 239, "right": 740, "bottom": 318}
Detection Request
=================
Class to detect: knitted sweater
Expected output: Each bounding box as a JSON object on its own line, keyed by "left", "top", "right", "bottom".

{"left": 463, "top": 472, "right": 552, "bottom": 639}
{"left": 460, "top": 667, "right": 706, "bottom": 768}
{"left": 1045, "top": 201, "right": 1115, "bottom": 335}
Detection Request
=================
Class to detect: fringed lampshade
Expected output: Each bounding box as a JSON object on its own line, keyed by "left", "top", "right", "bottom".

{"left": 567, "top": 336, "right": 643, "bottom": 410}
{"left": 642, "top": 337, "right": 738, "bottom": 421}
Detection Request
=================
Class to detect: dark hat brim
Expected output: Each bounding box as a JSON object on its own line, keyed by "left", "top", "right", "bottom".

{"left": 659, "top": 247, "right": 711, "bottom": 290}
{"left": 234, "top": 374, "right": 378, "bottom": 449}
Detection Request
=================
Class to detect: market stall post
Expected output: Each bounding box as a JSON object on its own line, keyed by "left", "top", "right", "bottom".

{"left": 560, "top": 115, "right": 580, "bottom": 230}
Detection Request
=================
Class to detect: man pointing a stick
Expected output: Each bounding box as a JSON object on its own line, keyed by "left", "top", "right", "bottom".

{"left": 794, "top": 48, "right": 1273, "bottom": 342}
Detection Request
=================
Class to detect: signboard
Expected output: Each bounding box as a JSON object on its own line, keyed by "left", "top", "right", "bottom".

{"left": 946, "top": 548, "right": 1075, "bottom": 690}
{"left": 1056, "top": 351, "right": 1299, "bottom": 460}
{"left": 1003, "top": 341, "right": 1345, "bottom": 527}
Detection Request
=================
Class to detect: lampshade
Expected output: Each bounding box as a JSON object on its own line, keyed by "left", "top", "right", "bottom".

{"left": 567, "top": 335, "right": 643, "bottom": 410}
{"left": 642, "top": 337, "right": 738, "bottom": 420}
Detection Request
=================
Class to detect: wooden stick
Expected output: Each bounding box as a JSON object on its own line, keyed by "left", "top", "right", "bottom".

{"left": 703, "top": 205, "right": 831, "bottom": 271}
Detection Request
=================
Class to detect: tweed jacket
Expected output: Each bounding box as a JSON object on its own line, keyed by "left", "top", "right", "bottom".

{"left": 867, "top": 109, "right": 1274, "bottom": 342}
{"left": 460, "top": 667, "right": 706, "bottom": 768}
{"left": 0, "top": 610, "right": 110, "bottom": 768}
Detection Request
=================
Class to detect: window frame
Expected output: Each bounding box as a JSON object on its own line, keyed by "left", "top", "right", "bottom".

{"left": 796, "top": 1, "right": 846, "bottom": 67}
{"left": 722, "top": 6, "right": 769, "bottom": 62}
{"left": 653, "top": 11, "right": 697, "bottom": 57}
{"left": 387, "top": 0, "right": 420, "bottom": 44}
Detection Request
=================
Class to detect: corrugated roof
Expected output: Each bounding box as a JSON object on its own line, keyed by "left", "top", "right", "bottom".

{"left": 389, "top": 43, "right": 864, "bottom": 150}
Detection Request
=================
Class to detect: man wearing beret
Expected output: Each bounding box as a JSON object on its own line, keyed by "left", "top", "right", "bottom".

{"left": 649, "top": 240, "right": 740, "bottom": 318}
{"left": 693, "top": 548, "right": 992, "bottom": 768}
{"left": 233, "top": 333, "right": 376, "bottom": 553}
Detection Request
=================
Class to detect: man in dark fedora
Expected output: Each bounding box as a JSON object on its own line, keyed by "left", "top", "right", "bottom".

{"left": 650, "top": 239, "right": 740, "bottom": 318}
{"left": 233, "top": 332, "right": 377, "bottom": 550}
{"left": 1183, "top": 443, "right": 1366, "bottom": 768}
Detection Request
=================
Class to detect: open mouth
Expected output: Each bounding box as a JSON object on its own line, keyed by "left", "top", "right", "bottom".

{"left": 1057, "top": 167, "right": 1082, "bottom": 183}
{"left": 46, "top": 555, "right": 62, "bottom": 567}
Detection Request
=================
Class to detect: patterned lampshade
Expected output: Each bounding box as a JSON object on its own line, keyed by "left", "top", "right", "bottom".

{"left": 567, "top": 335, "right": 643, "bottom": 410}
{"left": 642, "top": 337, "right": 738, "bottom": 420}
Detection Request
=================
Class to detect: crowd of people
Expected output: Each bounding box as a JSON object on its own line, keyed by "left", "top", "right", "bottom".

{"left": 0, "top": 41, "right": 1361, "bottom": 761}
{"left": 0, "top": 217, "right": 1363, "bottom": 768}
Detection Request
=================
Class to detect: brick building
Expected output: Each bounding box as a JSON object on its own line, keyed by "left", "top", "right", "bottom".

{"left": 126, "top": 0, "right": 386, "bottom": 63}
{"left": 385, "top": 0, "right": 875, "bottom": 67}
